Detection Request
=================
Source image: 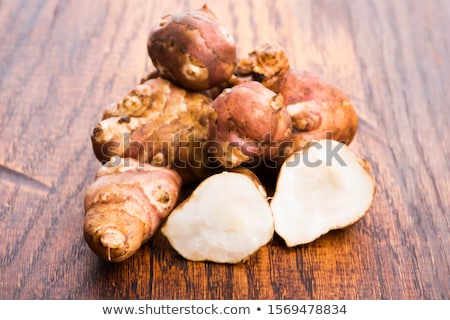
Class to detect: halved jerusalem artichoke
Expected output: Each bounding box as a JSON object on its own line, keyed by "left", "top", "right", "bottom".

{"left": 270, "top": 139, "right": 375, "bottom": 247}
{"left": 162, "top": 170, "right": 274, "bottom": 263}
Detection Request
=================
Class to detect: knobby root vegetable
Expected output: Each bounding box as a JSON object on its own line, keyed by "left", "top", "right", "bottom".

{"left": 84, "top": 157, "right": 181, "bottom": 262}
{"left": 148, "top": 5, "right": 236, "bottom": 91}
{"left": 200, "top": 43, "right": 289, "bottom": 100}
{"left": 275, "top": 71, "right": 359, "bottom": 152}
{"left": 236, "top": 44, "right": 358, "bottom": 154}
{"left": 270, "top": 139, "right": 375, "bottom": 247}
{"left": 208, "top": 81, "right": 292, "bottom": 168}
{"left": 161, "top": 170, "right": 274, "bottom": 263}
{"left": 235, "top": 43, "right": 290, "bottom": 90}
{"left": 91, "top": 77, "right": 215, "bottom": 184}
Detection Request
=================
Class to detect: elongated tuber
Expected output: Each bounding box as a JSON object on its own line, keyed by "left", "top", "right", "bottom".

{"left": 270, "top": 139, "right": 375, "bottom": 247}
{"left": 161, "top": 170, "right": 274, "bottom": 263}
{"left": 148, "top": 5, "right": 236, "bottom": 91}
{"left": 84, "top": 157, "right": 181, "bottom": 262}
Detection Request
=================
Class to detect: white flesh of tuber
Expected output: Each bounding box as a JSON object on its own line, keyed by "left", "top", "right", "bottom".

{"left": 270, "top": 139, "right": 375, "bottom": 247}
{"left": 162, "top": 171, "right": 274, "bottom": 263}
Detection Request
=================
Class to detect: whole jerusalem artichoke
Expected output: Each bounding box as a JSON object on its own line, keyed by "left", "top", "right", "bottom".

{"left": 84, "top": 157, "right": 181, "bottom": 262}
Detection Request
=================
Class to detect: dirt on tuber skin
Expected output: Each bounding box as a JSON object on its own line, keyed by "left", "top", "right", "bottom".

{"left": 84, "top": 157, "right": 181, "bottom": 263}
{"left": 208, "top": 81, "right": 292, "bottom": 168}
{"left": 148, "top": 4, "right": 237, "bottom": 91}
{"left": 91, "top": 77, "right": 216, "bottom": 185}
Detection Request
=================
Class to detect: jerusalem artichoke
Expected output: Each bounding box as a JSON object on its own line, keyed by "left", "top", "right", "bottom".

{"left": 91, "top": 78, "right": 215, "bottom": 184}
{"left": 236, "top": 44, "right": 358, "bottom": 154}
{"left": 276, "top": 71, "right": 359, "bottom": 151}
{"left": 235, "top": 43, "right": 290, "bottom": 90}
{"left": 148, "top": 5, "right": 236, "bottom": 91}
{"left": 270, "top": 139, "right": 375, "bottom": 247}
{"left": 84, "top": 157, "right": 181, "bottom": 262}
{"left": 162, "top": 170, "right": 274, "bottom": 263}
{"left": 208, "top": 81, "right": 292, "bottom": 168}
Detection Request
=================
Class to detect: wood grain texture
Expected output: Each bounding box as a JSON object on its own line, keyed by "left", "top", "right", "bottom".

{"left": 0, "top": 0, "right": 449, "bottom": 299}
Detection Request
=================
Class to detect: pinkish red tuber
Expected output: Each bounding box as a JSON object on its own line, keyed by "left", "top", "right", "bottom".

{"left": 236, "top": 44, "right": 358, "bottom": 154}
{"left": 208, "top": 81, "right": 292, "bottom": 168}
{"left": 276, "top": 71, "right": 358, "bottom": 152}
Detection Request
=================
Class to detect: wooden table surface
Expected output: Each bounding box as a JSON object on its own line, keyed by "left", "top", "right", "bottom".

{"left": 1, "top": 0, "right": 449, "bottom": 300}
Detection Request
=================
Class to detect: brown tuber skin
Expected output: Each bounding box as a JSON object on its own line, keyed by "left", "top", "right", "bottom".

{"left": 84, "top": 157, "right": 181, "bottom": 263}
{"left": 235, "top": 43, "right": 290, "bottom": 90}
{"left": 91, "top": 78, "right": 215, "bottom": 184}
{"left": 208, "top": 81, "right": 292, "bottom": 168}
{"left": 148, "top": 5, "right": 237, "bottom": 91}
{"left": 276, "top": 71, "right": 359, "bottom": 153}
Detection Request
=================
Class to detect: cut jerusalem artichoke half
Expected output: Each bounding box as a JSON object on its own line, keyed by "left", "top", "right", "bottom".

{"left": 270, "top": 139, "right": 375, "bottom": 247}
{"left": 162, "top": 170, "right": 274, "bottom": 263}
